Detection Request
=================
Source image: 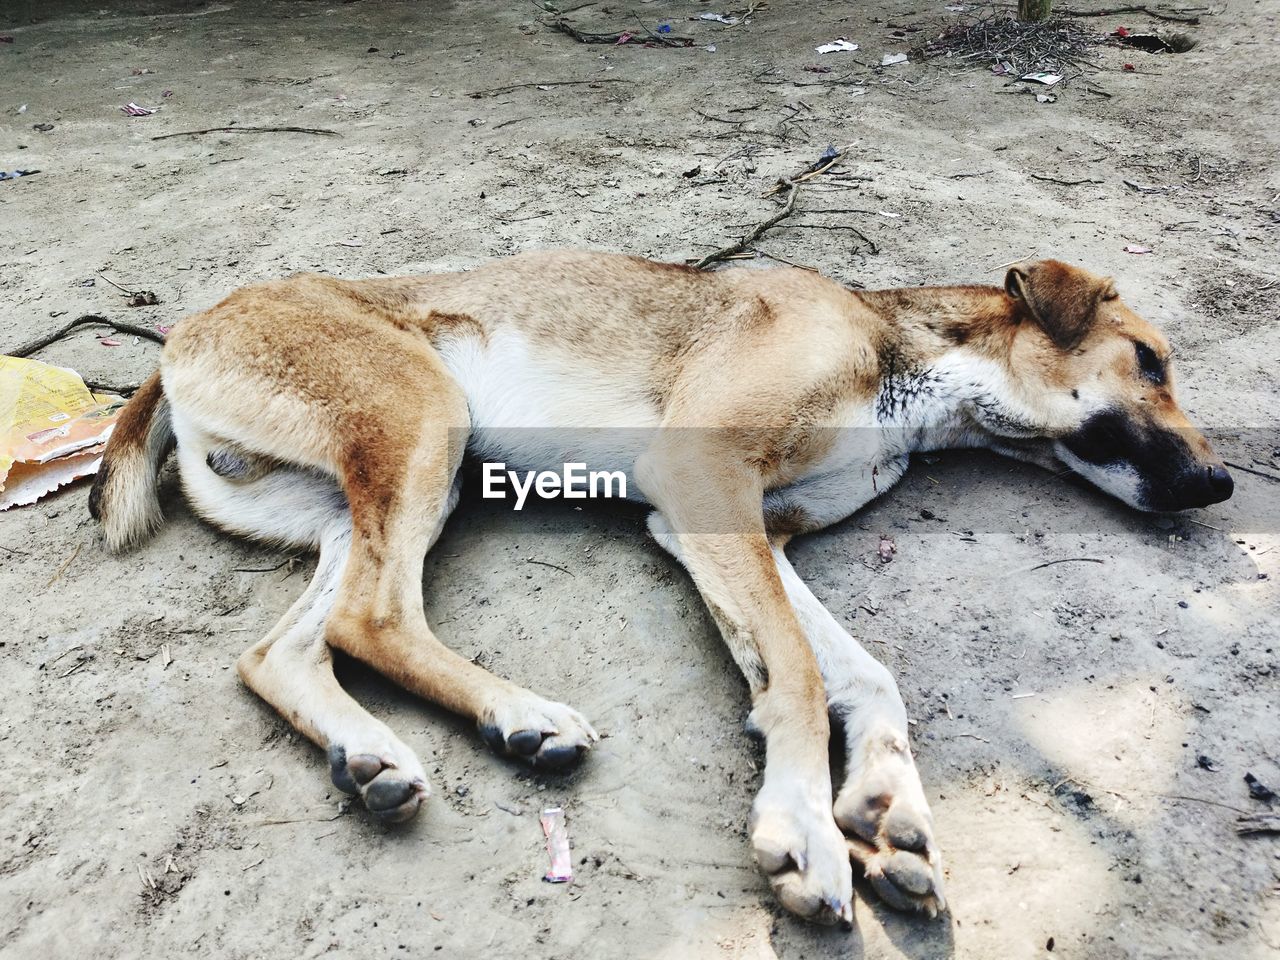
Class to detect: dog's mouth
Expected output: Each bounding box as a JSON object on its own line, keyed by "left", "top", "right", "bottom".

{"left": 1055, "top": 411, "right": 1233, "bottom": 512}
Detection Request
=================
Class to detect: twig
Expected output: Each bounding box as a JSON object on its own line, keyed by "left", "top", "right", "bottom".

{"left": 47, "top": 646, "right": 83, "bottom": 668}
{"left": 525, "top": 558, "right": 575, "bottom": 576}
{"left": 495, "top": 211, "right": 552, "bottom": 223}
{"left": 151, "top": 126, "right": 340, "bottom": 141}
{"left": 1123, "top": 178, "right": 1179, "bottom": 194}
{"left": 58, "top": 659, "right": 88, "bottom": 679}
{"left": 1060, "top": 5, "right": 1204, "bottom": 23}
{"left": 233, "top": 558, "right": 297, "bottom": 573}
{"left": 1225, "top": 461, "right": 1280, "bottom": 483}
{"left": 1031, "top": 173, "right": 1103, "bottom": 186}
{"left": 781, "top": 222, "right": 880, "bottom": 254}
{"left": 546, "top": 15, "right": 693, "bottom": 47}
{"left": 45, "top": 542, "right": 83, "bottom": 589}
{"left": 1027, "top": 557, "right": 1104, "bottom": 571}
{"left": 85, "top": 378, "right": 144, "bottom": 396}
{"left": 692, "top": 181, "right": 800, "bottom": 270}
{"left": 1185, "top": 517, "right": 1224, "bottom": 532}
{"left": 1236, "top": 813, "right": 1280, "bottom": 836}
{"left": 252, "top": 811, "right": 347, "bottom": 826}
{"left": 693, "top": 108, "right": 744, "bottom": 125}
{"left": 1158, "top": 794, "right": 1248, "bottom": 815}
{"left": 763, "top": 151, "right": 844, "bottom": 196}
{"left": 7, "top": 314, "right": 166, "bottom": 358}
{"left": 949, "top": 169, "right": 994, "bottom": 179}
{"left": 98, "top": 274, "right": 138, "bottom": 295}
{"left": 755, "top": 249, "right": 819, "bottom": 271}
{"left": 466, "top": 78, "right": 631, "bottom": 98}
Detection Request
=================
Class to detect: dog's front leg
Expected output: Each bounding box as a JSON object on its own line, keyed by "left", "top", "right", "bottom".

{"left": 639, "top": 462, "right": 853, "bottom": 927}
{"left": 772, "top": 547, "right": 946, "bottom": 916}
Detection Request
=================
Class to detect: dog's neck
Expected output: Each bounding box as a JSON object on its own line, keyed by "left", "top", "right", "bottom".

{"left": 856, "top": 285, "right": 1035, "bottom": 449}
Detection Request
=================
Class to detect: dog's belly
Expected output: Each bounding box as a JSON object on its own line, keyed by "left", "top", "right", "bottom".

{"left": 437, "top": 330, "right": 660, "bottom": 501}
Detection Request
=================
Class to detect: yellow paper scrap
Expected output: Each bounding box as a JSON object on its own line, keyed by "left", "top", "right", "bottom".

{"left": 0, "top": 356, "right": 124, "bottom": 510}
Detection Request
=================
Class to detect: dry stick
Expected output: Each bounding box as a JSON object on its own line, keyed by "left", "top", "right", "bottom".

{"left": 546, "top": 15, "right": 693, "bottom": 47}
{"left": 630, "top": 15, "right": 695, "bottom": 47}
{"left": 693, "top": 108, "right": 744, "bottom": 125}
{"left": 151, "top": 126, "right": 340, "bottom": 140}
{"left": 1027, "top": 557, "right": 1104, "bottom": 571}
{"left": 1236, "top": 813, "right": 1280, "bottom": 836}
{"left": 755, "top": 249, "right": 820, "bottom": 272}
{"left": 692, "top": 181, "right": 801, "bottom": 270}
{"left": 233, "top": 558, "right": 297, "bottom": 574}
{"left": 495, "top": 211, "right": 552, "bottom": 223}
{"left": 782, "top": 222, "right": 880, "bottom": 255}
{"left": 8, "top": 314, "right": 166, "bottom": 358}
{"left": 1060, "top": 4, "right": 1205, "bottom": 22}
{"left": 98, "top": 274, "right": 137, "bottom": 295}
{"left": 1031, "top": 173, "right": 1104, "bottom": 185}
{"left": 763, "top": 152, "right": 843, "bottom": 196}
{"left": 1157, "top": 793, "right": 1249, "bottom": 815}
{"left": 466, "top": 78, "right": 631, "bottom": 98}
{"left": 525, "top": 558, "right": 575, "bottom": 576}
{"left": 1225, "top": 460, "right": 1280, "bottom": 483}
{"left": 1124, "top": 178, "right": 1177, "bottom": 194}
{"left": 85, "top": 378, "right": 144, "bottom": 396}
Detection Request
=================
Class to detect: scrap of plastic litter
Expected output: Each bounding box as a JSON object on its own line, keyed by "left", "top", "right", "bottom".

{"left": 540, "top": 807, "right": 573, "bottom": 883}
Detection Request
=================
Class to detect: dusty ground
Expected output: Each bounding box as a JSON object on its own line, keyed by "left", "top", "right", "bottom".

{"left": 2, "top": 1, "right": 1278, "bottom": 957}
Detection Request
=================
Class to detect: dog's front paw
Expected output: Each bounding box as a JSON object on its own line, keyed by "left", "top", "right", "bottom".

{"left": 479, "top": 694, "right": 599, "bottom": 771}
{"left": 327, "top": 740, "right": 430, "bottom": 824}
{"left": 750, "top": 774, "right": 854, "bottom": 927}
{"left": 834, "top": 726, "right": 945, "bottom": 916}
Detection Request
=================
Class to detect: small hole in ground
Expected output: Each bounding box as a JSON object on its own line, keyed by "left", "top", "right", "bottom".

{"left": 1119, "top": 32, "right": 1196, "bottom": 54}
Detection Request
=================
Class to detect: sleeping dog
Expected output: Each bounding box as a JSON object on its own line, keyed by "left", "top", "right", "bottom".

{"left": 91, "top": 252, "right": 1231, "bottom": 926}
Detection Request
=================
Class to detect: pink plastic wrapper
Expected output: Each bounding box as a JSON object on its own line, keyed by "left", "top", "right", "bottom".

{"left": 540, "top": 807, "right": 572, "bottom": 883}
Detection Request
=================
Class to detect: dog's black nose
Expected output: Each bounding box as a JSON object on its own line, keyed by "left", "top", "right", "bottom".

{"left": 1206, "top": 464, "right": 1234, "bottom": 503}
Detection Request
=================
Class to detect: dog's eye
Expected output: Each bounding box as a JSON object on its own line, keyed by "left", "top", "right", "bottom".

{"left": 1134, "top": 342, "right": 1166, "bottom": 385}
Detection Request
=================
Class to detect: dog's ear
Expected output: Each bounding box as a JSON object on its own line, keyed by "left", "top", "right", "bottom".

{"left": 1005, "top": 260, "right": 1116, "bottom": 350}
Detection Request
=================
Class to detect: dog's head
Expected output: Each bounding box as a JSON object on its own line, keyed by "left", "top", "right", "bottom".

{"left": 1000, "top": 260, "right": 1231, "bottom": 512}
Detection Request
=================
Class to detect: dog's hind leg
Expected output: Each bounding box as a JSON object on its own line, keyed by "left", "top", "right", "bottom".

{"left": 317, "top": 355, "right": 598, "bottom": 774}
{"left": 236, "top": 519, "right": 431, "bottom": 822}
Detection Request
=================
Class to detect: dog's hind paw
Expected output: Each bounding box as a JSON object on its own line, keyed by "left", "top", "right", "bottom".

{"left": 479, "top": 695, "right": 599, "bottom": 771}
{"left": 328, "top": 742, "right": 430, "bottom": 824}
{"left": 834, "top": 726, "right": 946, "bottom": 917}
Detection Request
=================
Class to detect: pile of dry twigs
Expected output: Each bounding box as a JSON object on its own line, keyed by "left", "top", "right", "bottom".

{"left": 914, "top": 12, "right": 1105, "bottom": 82}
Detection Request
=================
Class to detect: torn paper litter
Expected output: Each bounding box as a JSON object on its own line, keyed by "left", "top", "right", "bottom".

{"left": 1, "top": 356, "right": 124, "bottom": 510}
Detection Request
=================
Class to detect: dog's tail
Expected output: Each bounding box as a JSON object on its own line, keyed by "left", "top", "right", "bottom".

{"left": 89, "top": 371, "right": 175, "bottom": 551}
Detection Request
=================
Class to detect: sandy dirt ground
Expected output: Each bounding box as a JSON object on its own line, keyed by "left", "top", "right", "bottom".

{"left": 2, "top": 1, "right": 1278, "bottom": 957}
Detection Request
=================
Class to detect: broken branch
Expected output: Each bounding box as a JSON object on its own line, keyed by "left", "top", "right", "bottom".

{"left": 7, "top": 314, "right": 166, "bottom": 359}
{"left": 152, "top": 126, "right": 339, "bottom": 141}
{"left": 692, "top": 181, "right": 800, "bottom": 270}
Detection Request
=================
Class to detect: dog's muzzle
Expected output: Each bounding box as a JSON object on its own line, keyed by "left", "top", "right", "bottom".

{"left": 1062, "top": 411, "right": 1233, "bottom": 512}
